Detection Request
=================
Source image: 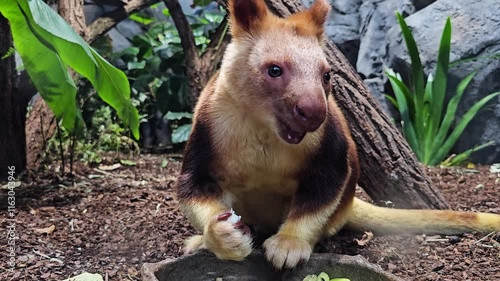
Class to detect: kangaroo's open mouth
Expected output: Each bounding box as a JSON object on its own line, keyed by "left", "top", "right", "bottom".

{"left": 276, "top": 117, "right": 307, "bottom": 145}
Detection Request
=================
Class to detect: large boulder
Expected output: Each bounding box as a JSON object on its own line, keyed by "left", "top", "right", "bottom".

{"left": 141, "top": 250, "right": 403, "bottom": 281}
{"left": 356, "top": 0, "right": 415, "bottom": 113}
{"left": 302, "top": 0, "right": 363, "bottom": 67}
{"left": 385, "top": 0, "right": 500, "bottom": 163}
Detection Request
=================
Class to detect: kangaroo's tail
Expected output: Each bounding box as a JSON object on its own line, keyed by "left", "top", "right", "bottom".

{"left": 346, "top": 198, "right": 500, "bottom": 235}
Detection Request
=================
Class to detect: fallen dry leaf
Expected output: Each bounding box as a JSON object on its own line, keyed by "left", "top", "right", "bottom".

{"left": 98, "top": 163, "right": 122, "bottom": 171}
{"left": 33, "top": 225, "right": 55, "bottom": 235}
{"left": 354, "top": 231, "right": 374, "bottom": 246}
{"left": 39, "top": 206, "right": 56, "bottom": 212}
{"left": 127, "top": 267, "right": 138, "bottom": 276}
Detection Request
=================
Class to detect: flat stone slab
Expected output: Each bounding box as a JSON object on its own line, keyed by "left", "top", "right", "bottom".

{"left": 141, "top": 250, "right": 404, "bottom": 281}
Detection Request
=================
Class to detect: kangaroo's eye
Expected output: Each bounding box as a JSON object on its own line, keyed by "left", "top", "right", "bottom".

{"left": 323, "top": 72, "right": 331, "bottom": 84}
{"left": 268, "top": 65, "right": 283, "bottom": 78}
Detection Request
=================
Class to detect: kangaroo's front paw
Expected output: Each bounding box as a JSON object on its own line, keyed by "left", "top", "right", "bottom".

{"left": 204, "top": 210, "right": 253, "bottom": 261}
{"left": 263, "top": 234, "right": 312, "bottom": 269}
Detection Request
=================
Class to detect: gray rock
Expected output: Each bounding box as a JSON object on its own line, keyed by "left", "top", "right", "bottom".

{"left": 385, "top": 0, "right": 500, "bottom": 163}
{"left": 141, "top": 250, "right": 404, "bottom": 281}
{"left": 303, "top": 0, "right": 363, "bottom": 66}
{"left": 410, "top": 0, "right": 436, "bottom": 10}
{"left": 356, "top": 0, "right": 415, "bottom": 113}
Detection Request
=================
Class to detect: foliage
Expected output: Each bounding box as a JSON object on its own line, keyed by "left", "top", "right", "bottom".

{"left": 385, "top": 12, "right": 500, "bottom": 167}
{"left": 0, "top": 0, "right": 139, "bottom": 139}
{"left": 111, "top": 3, "right": 225, "bottom": 143}
{"left": 44, "top": 104, "right": 139, "bottom": 165}
{"left": 303, "top": 272, "right": 350, "bottom": 281}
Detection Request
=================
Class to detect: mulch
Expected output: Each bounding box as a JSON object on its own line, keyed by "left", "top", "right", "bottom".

{"left": 0, "top": 152, "right": 498, "bottom": 281}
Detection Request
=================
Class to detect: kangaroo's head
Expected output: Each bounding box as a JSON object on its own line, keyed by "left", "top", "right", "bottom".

{"left": 220, "top": 0, "right": 332, "bottom": 145}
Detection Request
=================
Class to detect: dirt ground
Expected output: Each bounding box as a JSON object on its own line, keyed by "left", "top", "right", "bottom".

{"left": 1, "top": 152, "right": 499, "bottom": 281}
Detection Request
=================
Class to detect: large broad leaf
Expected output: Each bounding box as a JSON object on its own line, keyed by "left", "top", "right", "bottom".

{"left": 0, "top": 0, "right": 140, "bottom": 139}
{"left": 1, "top": 1, "right": 84, "bottom": 133}
{"left": 172, "top": 124, "right": 192, "bottom": 144}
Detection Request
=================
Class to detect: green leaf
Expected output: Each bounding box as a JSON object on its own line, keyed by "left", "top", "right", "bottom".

{"left": 164, "top": 112, "right": 194, "bottom": 120}
{"left": 330, "top": 279, "right": 351, "bottom": 281}
{"left": 161, "top": 158, "right": 169, "bottom": 168}
{"left": 1, "top": 0, "right": 85, "bottom": 134}
{"left": 441, "top": 141, "right": 495, "bottom": 167}
{"left": 1, "top": 0, "right": 140, "bottom": 139}
{"left": 120, "top": 159, "right": 137, "bottom": 166}
{"left": 172, "top": 124, "right": 192, "bottom": 144}
{"left": 422, "top": 74, "right": 434, "bottom": 163}
{"left": 430, "top": 92, "right": 500, "bottom": 165}
{"left": 193, "top": 0, "right": 213, "bottom": 7}
{"left": 429, "top": 17, "right": 452, "bottom": 139}
{"left": 129, "top": 12, "right": 154, "bottom": 25}
{"left": 1, "top": 46, "right": 15, "bottom": 60}
{"left": 384, "top": 94, "right": 399, "bottom": 109}
{"left": 396, "top": 12, "right": 425, "bottom": 108}
{"left": 430, "top": 70, "right": 477, "bottom": 158}
{"left": 127, "top": 60, "right": 146, "bottom": 70}
{"left": 113, "top": 46, "right": 140, "bottom": 61}
{"left": 303, "top": 275, "right": 318, "bottom": 281}
{"left": 317, "top": 272, "right": 330, "bottom": 281}
{"left": 450, "top": 52, "right": 500, "bottom": 68}
{"left": 387, "top": 72, "right": 421, "bottom": 159}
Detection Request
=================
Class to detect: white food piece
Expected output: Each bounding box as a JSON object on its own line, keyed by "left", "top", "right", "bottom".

{"left": 226, "top": 208, "right": 241, "bottom": 224}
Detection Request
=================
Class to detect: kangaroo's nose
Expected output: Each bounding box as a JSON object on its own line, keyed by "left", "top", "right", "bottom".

{"left": 293, "top": 97, "right": 327, "bottom": 132}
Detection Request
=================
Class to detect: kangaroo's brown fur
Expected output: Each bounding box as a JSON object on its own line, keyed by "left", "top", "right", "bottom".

{"left": 176, "top": 0, "right": 500, "bottom": 270}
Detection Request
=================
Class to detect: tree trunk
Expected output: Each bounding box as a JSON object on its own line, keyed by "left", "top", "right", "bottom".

{"left": 0, "top": 14, "right": 28, "bottom": 180}
{"left": 216, "top": 0, "right": 448, "bottom": 210}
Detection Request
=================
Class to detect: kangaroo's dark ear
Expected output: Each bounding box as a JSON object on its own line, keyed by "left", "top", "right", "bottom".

{"left": 228, "top": 0, "right": 269, "bottom": 38}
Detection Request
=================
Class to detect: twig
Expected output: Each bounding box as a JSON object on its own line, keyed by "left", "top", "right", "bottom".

{"left": 39, "top": 112, "right": 46, "bottom": 152}
{"left": 33, "top": 250, "right": 51, "bottom": 259}
{"left": 87, "top": 0, "right": 159, "bottom": 44}
{"left": 69, "top": 128, "right": 76, "bottom": 175}
{"left": 474, "top": 231, "right": 495, "bottom": 244}
{"left": 55, "top": 121, "right": 65, "bottom": 175}
{"left": 33, "top": 250, "right": 64, "bottom": 264}
{"left": 163, "top": 0, "right": 199, "bottom": 67}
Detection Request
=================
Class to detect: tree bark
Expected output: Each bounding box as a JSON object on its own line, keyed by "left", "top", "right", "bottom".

{"left": 216, "top": 0, "right": 448, "bottom": 209}
{"left": 86, "top": 0, "right": 158, "bottom": 44}
{"left": 58, "top": 0, "right": 88, "bottom": 37}
{"left": 0, "top": 14, "right": 28, "bottom": 180}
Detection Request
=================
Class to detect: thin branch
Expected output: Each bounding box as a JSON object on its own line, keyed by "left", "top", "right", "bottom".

{"left": 163, "top": 0, "right": 199, "bottom": 65}
{"left": 69, "top": 128, "right": 76, "bottom": 175}
{"left": 200, "top": 17, "right": 230, "bottom": 76}
{"left": 87, "top": 0, "right": 159, "bottom": 43}
{"left": 55, "top": 121, "right": 65, "bottom": 175}
{"left": 201, "top": 17, "right": 229, "bottom": 60}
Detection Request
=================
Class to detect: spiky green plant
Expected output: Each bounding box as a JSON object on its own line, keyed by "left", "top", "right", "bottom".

{"left": 386, "top": 12, "right": 500, "bottom": 166}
